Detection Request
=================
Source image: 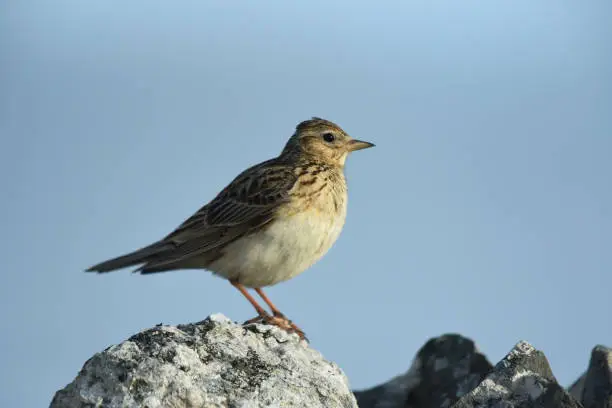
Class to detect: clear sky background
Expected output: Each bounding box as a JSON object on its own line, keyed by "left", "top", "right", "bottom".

{"left": 2, "top": 1, "right": 611, "bottom": 406}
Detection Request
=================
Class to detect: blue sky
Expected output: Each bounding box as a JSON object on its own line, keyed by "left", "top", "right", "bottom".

{"left": 2, "top": 1, "right": 611, "bottom": 406}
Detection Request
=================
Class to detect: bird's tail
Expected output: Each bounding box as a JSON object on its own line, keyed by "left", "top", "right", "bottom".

{"left": 85, "top": 241, "right": 172, "bottom": 273}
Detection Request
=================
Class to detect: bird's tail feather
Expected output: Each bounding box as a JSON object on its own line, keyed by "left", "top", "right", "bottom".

{"left": 85, "top": 241, "right": 172, "bottom": 273}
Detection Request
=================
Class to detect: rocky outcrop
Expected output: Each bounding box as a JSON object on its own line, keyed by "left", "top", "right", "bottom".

{"left": 451, "top": 341, "right": 580, "bottom": 408}
{"left": 355, "top": 338, "right": 611, "bottom": 408}
{"left": 569, "top": 345, "right": 612, "bottom": 408}
{"left": 50, "top": 314, "right": 357, "bottom": 408}
{"left": 52, "top": 315, "right": 610, "bottom": 408}
{"left": 353, "top": 334, "right": 492, "bottom": 408}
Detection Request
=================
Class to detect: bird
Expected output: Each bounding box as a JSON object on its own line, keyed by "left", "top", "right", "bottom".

{"left": 86, "top": 117, "right": 374, "bottom": 340}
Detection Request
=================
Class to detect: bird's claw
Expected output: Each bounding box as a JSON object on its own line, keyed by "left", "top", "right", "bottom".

{"left": 243, "top": 314, "right": 308, "bottom": 341}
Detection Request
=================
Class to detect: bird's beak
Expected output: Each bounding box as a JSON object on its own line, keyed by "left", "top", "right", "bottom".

{"left": 347, "top": 139, "right": 375, "bottom": 152}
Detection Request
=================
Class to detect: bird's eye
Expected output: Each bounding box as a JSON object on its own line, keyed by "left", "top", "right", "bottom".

{"left": 322, "top": 132, "right": 335, "bottom": 143}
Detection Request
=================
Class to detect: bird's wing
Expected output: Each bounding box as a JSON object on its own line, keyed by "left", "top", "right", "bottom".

{"left": 137, "top": 159, "right": 297, "bottom": 271}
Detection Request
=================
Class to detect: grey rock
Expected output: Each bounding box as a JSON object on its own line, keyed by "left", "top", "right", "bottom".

{"left": 569, "top": 373, "right": 587, "bottom": 403}
{"left": 50, "top": 314, "right": 358, "bottom": 408}
{"left": 451, "top": 341, "right": 582, "bottom": 408}
{"left": 574, "top": 345, "right": 612, "bottom": 408}
{"left": 50, "top": 313, "right": 608, "bottom": 408}
{"left": 354, "top": 334, "right": 492, "bottom": 408}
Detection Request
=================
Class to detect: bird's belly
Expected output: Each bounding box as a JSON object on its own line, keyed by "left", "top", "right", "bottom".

{"left": 208, "top": 208, "right": 346, "bottom": 288}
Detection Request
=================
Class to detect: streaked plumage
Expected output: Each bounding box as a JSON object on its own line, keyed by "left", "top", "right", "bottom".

{"left": 87, "top": 117, "right": 374, "bottom": 339}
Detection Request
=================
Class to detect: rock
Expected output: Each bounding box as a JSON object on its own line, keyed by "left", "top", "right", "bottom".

{"left": 568, "top": 373, "right": 587, "bottom": 403}
{"left": 50, "top": 314, "right": 609, "bottom": 408}
{"left": 50, "top": 314, "right": 358, "bottom": 408}
{"left": 570, "top": 345, "right": 612, "bottom": 408}
{"left": 354, "top": 334, "right": 493, "bottom": 408}
{"left": 451, "top": 341, "right": 582, "bottom": 408}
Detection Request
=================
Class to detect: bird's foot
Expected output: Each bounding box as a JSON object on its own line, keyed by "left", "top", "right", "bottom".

{"left": 243, "top": 313, "right": 268, "bottom": 325}
{"left": 271, "top": 312, "right": 307, "bottom": 341}
{"left": 243, "top": 313, "right": 308, "bottom": 341}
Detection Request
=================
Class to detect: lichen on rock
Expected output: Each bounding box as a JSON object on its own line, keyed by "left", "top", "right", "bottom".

{"left": 50, "top": 314, "right": 358, "bottom": 408}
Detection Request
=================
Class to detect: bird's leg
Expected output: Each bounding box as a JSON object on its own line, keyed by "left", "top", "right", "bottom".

{"left": 254, "top": 288, "right": 306, "bottom": 340}
{"left": 230, "top": 280, "right": 270, "bottom": 323}
{"left": 254, "top": 288, "right": 286, "bottom": 319}
{"left": 230, "top": 281, "right": 307, "bottom": 340}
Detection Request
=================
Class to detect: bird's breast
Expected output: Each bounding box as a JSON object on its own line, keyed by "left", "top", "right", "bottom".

{"left": 209, "top": 184, "right": 347, "bottom": 288}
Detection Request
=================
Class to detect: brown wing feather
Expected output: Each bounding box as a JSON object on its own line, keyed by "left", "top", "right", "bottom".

{"left": 136, "top": 159, "right": 297, "bottom": 273}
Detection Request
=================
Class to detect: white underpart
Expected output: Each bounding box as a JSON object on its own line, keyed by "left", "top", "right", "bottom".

{"left": 208, "top": 204, "right": 347, "bottom": 288}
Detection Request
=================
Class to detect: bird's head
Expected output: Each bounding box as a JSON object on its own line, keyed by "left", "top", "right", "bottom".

{"left": 281, "top": 117, "right": 375, "bottom": 166}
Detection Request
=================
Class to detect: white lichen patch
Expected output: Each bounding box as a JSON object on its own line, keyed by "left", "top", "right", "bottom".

{"left": 472, "top": 378, "right": 509, "bottom": 399}
{"left": 511, "top": 370, "right": 546, "bottom": 400}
